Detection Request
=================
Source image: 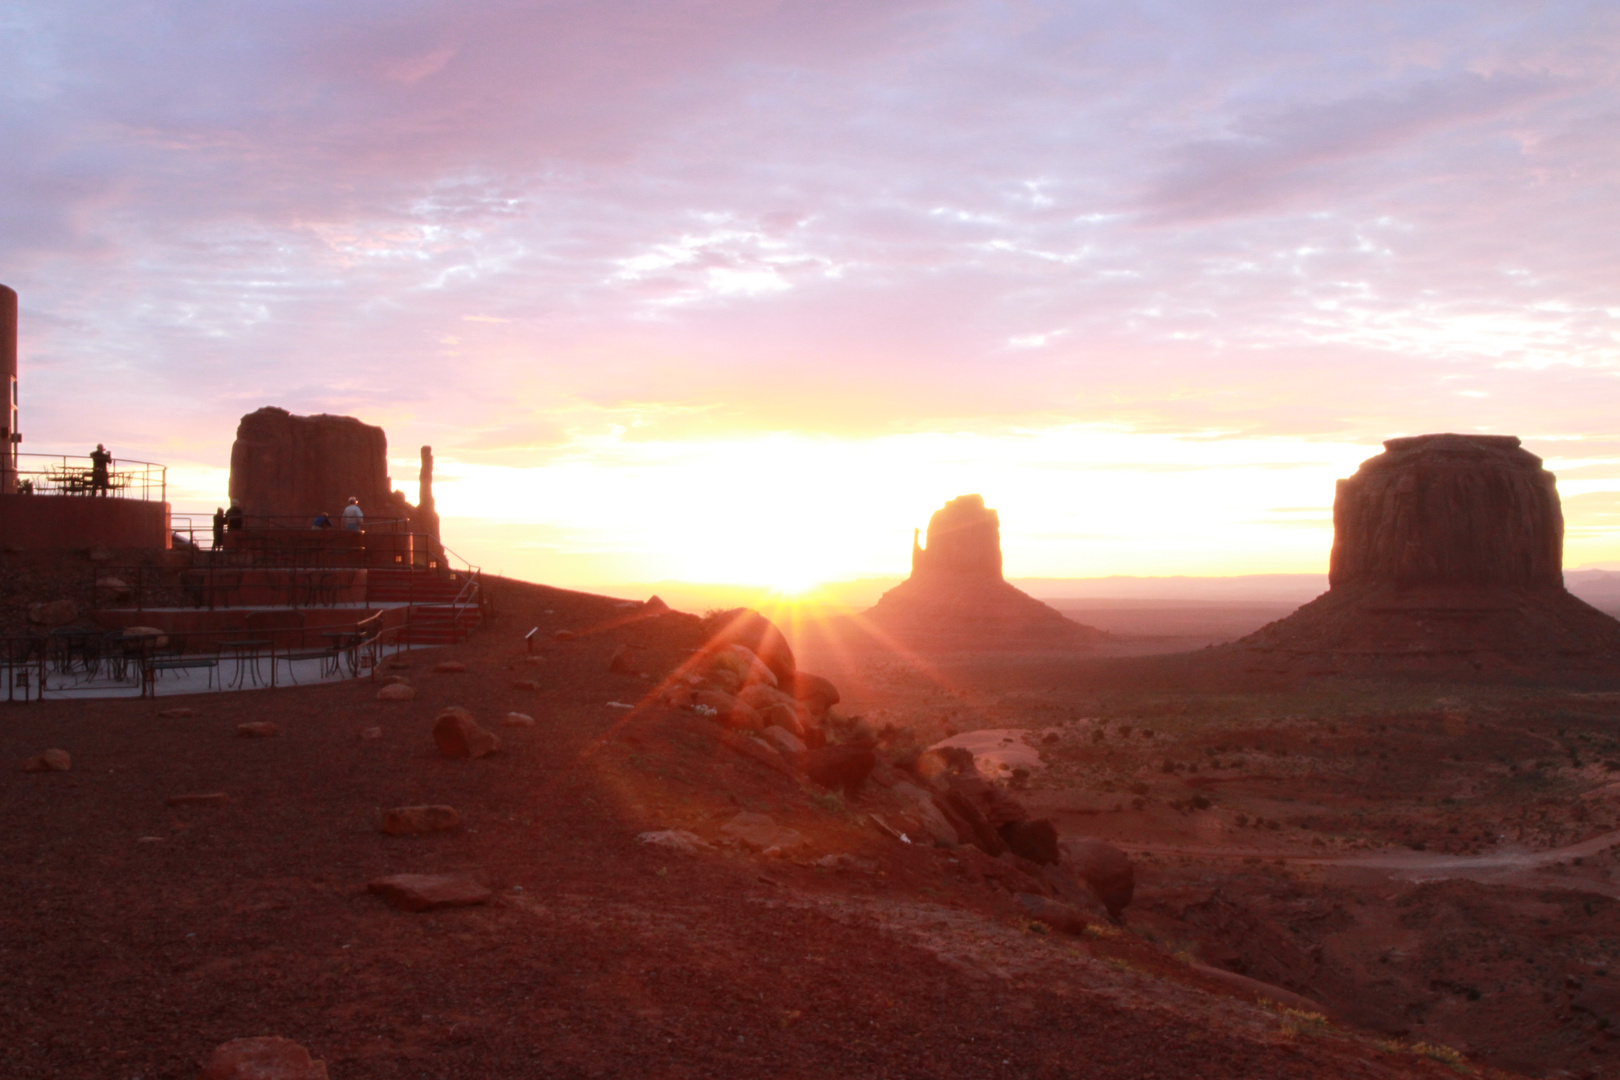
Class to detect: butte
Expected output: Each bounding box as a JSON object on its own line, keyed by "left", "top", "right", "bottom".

{"left": 1239, "top": 433, "right": 1620, "bottom": 678}
{"left": 863, "top": 494, "right": 1106, "bottom": 649}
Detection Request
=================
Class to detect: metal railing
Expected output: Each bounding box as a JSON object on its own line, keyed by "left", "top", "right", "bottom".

{"left": 169, "top": 514, "right": 414, "bottom": 550}
{"left": 0, "top": 609, "right": 411, "bottom": 700}
{"left": 10, "top": 453, "right": 166, "bottom": 501}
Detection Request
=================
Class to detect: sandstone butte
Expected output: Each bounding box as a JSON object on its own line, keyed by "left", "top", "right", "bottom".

{"left": 864, "top": 494, "right": 1107, "bottom": 647}
{"left": 227, "top": 406, "right": 421, "bottom": 527}
{"left": 1239, "top": 433, "right": 1620, "bottom": 676}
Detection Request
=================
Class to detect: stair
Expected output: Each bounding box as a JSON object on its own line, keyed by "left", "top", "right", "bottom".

{"left": 368, "top": 569, "right": 483, "bottom": 644}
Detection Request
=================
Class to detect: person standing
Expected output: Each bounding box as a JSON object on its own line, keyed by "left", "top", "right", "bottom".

{"left": 89, "top": 443, "right": 111, "bottom": 496}
{"left": 212, "top": 507, "right": 225, "bottom": 548}
{"left": 341, "top": 497, "right": 363, "bottom": 531}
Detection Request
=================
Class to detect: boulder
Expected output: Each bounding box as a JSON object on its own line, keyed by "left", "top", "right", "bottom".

{"left": 1063, "top": 838, "right": 1135, "bottom": 916}
{"left": 891, "top": 781, "right": 961, "bottom": 846}
{"left": 376, "top": 683, "right": 417, "bottom": 701}
{"left": 378, "top": 805, "right": 462, "bottom": 835}
{"left": 636, "top": 829, "right": 712, "bottom": 854}
{"left": 432, "top": 708, "right": 500, "bottom": 759}
{"left": 737, "top": 683, "right": 789, "bottom": 711}
{"left": 1039, "top": 863, "right": 1113, "bottom": 922}
{"left": 433, "top": 660, "right": 466, "bottom": 673}
{"left": 701, "top": 609, "right": 796, "bottom": 686}
{"left": 367, "top": 873, "right": 492, "bottom": 912}
{"left": 22, "top": 749, "right": 71, "bottom": 772}
{"left": 692, "top": 690, "right": 763, "bottom": 731}
{"left": 1015, "top": 893, "right": 1090, "bottom": 935}
{"left": 720, "top": 811, "right": 803, "bottom": 852}
{"left": 236, "top": 722, "right": 279, "bottom": 738}
{"left": 711, "top": 644, "right": 777, "bottom": 689}
{"left": 943, "top": 789, "right": 1006, "bottom": 856}
{"left": 999, "top": 818, "right": 1060, "bottom": 865}
{"left": 27, "top": 599, "right": 77, "bottom": 627}
{"left": 608, "top": 647, "right": 637, "bottom": 674}
{"left": 762, "top": 725, "right": 807, "bottom": 757}
{"left": 788, "top": 672, "right": 840, "bottom": 715}
{"left": 198, "top": 1036, "right": 328, "bottom": 1080}
{"left": 800, "top": 745, "right": 876, "bottom": 796}
{"left": 757, "top": 701, "right": 805, "bottom": 738}
{"left": 499, "top": 712, "right": 536, "bottom": 727}
{"left": 96, "top": 576, "right": 132, "bottom": 602}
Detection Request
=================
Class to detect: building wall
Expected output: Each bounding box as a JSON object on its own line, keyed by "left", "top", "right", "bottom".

{"left": 0, "top": 494, "right": 170, "bottom": 550}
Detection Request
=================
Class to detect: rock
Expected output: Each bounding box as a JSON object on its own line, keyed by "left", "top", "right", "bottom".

{"left": 236, "top": 722, "right": 279, "bottom": 738}
{"left": 166, "top": 792, "right": 227, "bottom": 807}
{"left": 198, "top": 1036, "right": 329, "bottom": 1080}
{"left": 378, "top": 805, "right": 462, "bottom": 835}
{"left": 22, "top": 749, "right": 71, "bottom": 772}
{"left": 999, "top": 818, "right": 1060, "bottom": 865}
{"left": 700, "top": 609, "right": 796, "bottom": 686}
{"left": 608, "top": 647, "right": 637, "bottom": 674}
{"left": 891, "top": 781, "right": 961, "bottom": 846}
{"left": 367, "top": 873, "right": 492, "bottom": 912}
{"left": 737, "top": 683, "right": 789, "bottom": 711}
{"left": 703, "top": 668, "right": 743, "bottom": 695}
{"left": 644, "top": 595, "right": 669, "bottom": 613}
{"left": 1331, "top": 434, "right": 1562, "bottom": 589}
{"left": 800, "top": 745, "right": 876, "bottom": 796}
{"left": 158, "top": 707, "right": 196, "bottom": 719}
{"left": 228, "top": 406, "right": 416, "bottom": 528}
{"left": 758, "top": 701, "right": 806, "bottom": 738}
{"left": 360, "top": 726, "right": 383, "bottom": 740}
{"left": 27, "top": 598, "right": 77, "bottom": 627}
{"left": 432, "top": 708, "right": 500, "bottom": 759}
{"left": 942, "top": 788, "right": 1006, "bottom": 856}
{"left": 96, "top": 576, "right": 132, "bottom": 601}
{"left": 692, "top": 690, "right": 763, "bottom": 731}
{"left": 512, "top": 679, "right": 542, "bottom": 691}
{"left": 710, "top": 644, "right": 777, "bottom": 689}
{"left": 1039, "top": 863, "right": 1113, "bottom": 922}
{"left": 1240, "top": 433, "right": 1620, "bottom": 676}
{"left": 553, "top": 629, "right": 576, "bottom": 642}
{"left": 1015, "top": 893, "right": 1090, "bottom": 934}
{"left": 720, "top": 811, "right": 803, "bottom": 852}
{"left": 636, "top": 829, "right": 712, "bottom": 854}
{"left": 762, "top": 725, "right": 807, "bottom": 757}
{"left": 718, "top": 730, "right": 800, "bottom": 778}
{"left": 1063, "top": 838, "right": 1135, "bottom": 916}
{"left": 788, "top": 672, "right": 840, "bottom": 715}
{"left": 499, "top": 712, "right": 536, "bottom": 727}
{"left": 864, "top": 495, "right": 1106, "bottom": 648}
{"left": 376, "top": 683, "right": 417, "bottom": 701}
{"left": 433, "top": 660, "right": 466, "bottom": 673}
{"left": 87, "top": 546, "right": 111, "bottom": 562}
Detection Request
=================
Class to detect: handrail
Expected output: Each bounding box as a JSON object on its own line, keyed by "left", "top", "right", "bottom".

{"left": 10, "top": 452, "right": 166, "bottom": 502}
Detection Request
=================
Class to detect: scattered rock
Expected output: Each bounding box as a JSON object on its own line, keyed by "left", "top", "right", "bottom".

{"left": 367, "top": 873, "right": 493, "bottom": 912}
{"left": 360, "top": 726, "right": 383, "bottom": 740}
{"left": 22, "top": 749, "right": 71, "bottom": 772}
{"left": 762, "top": 725, "right": 807, "bottom": 757}
{"left": 693, "top": 690, "right": 763, "bottom": 731}
{"left": 701, "top": 609, "right": 796, "bottom": 686}
{"left": 198, "top": 1035, "right": 329, "bottom": 1080}
{"left": 236, "top": 722, "right": 279, "bottom": 738}
{"left": 158, "top": 707, "right": 196, "bottom": 719}
{"left": 1063, "top": 838, "right": 1135, "bottom": 916}
{"left": 608, "top": 647, "right": 637, "bottom": 674}
{"left": 433, "top": 660, "right": 466, "bottom": 673}
{"left": 166, "top": 792, "right": 227, "bottom": 807}
{"left": 636, "top": 829, "right": 713, "bottom": 855}
{"left": 801, "top": 745, "right": 876, "bottom": 796}
{"left": 720, "top": 811, "right": 804, "bottom": 852}
{"left": 512, "top": 679, "right": 542, "bottom": 691}
{"left": 96, "top": 575, "right": 132, "bottom": 601}
{"left": 499, "top": 712, "right": 536, "bottom": 727}
{"left": 433, "top": 708, "right": 500, "bottom": 759}
{"left": 892, "top": 781, "right": 961, "bottom": 846}
{"left": 376, "top": 683, "right": 417, "bottom": 701}
{"left": 88, "top": 546, "right": 111, "bottom": 562}
{"left": 378, "top": 805, "right": 462, "bottom": 835}
{"left": 1015, "top": 892, "right": 1090, "bottom": 934}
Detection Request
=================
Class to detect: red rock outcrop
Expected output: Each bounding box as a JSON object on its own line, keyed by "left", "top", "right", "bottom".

{"left": 1242, "top": 434, "right": 1620, "bottom": 677}
{"left": 227, "top": 407, "right": 416, "bottom": 526}
{"left": 865, "top": 495, "right": 1105, "bottom": 648}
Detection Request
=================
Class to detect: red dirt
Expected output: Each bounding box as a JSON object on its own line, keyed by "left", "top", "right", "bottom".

{"left": 0, "top": 578, "right": 1472, "bottom": 1079}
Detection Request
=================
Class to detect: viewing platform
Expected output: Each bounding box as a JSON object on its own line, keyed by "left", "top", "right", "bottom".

{"left": 0, "top": 452, "right": 170, "bottom": 550}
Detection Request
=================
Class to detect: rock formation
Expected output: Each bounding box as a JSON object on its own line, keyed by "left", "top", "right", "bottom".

{"left": 864, "top": 495, "right": 1105, "bottom": 648}
{"left": 227, "top": 407, "right": 417, "bottom": 527}
{"left": 1241, "top": 434, "right": 1620, "bottom": 677}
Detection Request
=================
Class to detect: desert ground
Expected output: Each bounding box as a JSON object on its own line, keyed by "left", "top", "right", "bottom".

{"left": 4, "top": 579, "right": 1616, "bottom": 1078}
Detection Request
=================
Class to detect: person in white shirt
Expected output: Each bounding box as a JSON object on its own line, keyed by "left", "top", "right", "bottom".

{"left": 341, "top": 497, "right": 364, "bottom": 531}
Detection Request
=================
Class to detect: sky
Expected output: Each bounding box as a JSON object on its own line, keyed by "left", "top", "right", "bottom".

{"left": 4, "top": 1, "right": 1619, "bottom": 594}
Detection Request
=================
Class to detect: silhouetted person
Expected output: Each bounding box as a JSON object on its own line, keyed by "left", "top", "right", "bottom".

{"left": 89, "top": 443, "right": 111, "bottom": 496}
{"left": 212, "top": 507, "right": 225, "bottom": 548}
{"left": 312, "top": 511, "right": 333, "bottom": 529}
{"left": 224, "top": 503, "right": 244, "bottom": 532}
{"left": 341, "top": 496, "right": 363, "bottom": 532}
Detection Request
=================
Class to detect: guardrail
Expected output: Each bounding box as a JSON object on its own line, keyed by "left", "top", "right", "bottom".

{"left": 10, "top": 453, "right": 166, "bottom": 501}
{"left": 0, "top": 609, "right": 417, "bottom": 700}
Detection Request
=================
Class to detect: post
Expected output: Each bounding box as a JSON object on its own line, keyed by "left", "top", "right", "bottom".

{"left": 0, "top": 285, "right": 17, "bottom": 495}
